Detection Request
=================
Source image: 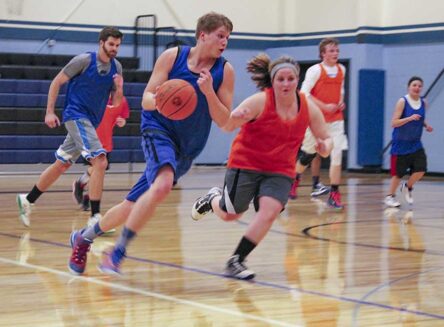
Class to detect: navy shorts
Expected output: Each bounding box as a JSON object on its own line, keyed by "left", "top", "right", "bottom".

{"left": 126, "top": 131, "right": 192, "bottom": 202}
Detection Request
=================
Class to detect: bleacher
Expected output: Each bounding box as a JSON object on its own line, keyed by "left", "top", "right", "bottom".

{"left": 0, "top": 53, "right": 149, "bottom": 164}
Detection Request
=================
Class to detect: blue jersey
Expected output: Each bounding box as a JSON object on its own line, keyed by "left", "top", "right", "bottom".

{"left": 391, "top": 96, "right": 425, "bottom": 155}
{"left": 63, "top": 52, "right": 117, "bottom": 127}
{"left": 140, "top": 46, "right": 226, "bottom": 158}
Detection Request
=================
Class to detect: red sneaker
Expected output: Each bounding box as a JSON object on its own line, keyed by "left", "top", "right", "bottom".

{"left": 327, "top": 191, "right": 344, "bottom": 210}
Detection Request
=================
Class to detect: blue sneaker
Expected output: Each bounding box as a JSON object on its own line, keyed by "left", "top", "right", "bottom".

{"left": 98, "top": 247, "right": 126, "bottom": 275}
{"left": 68, "top": 230, "right": 91, "bottom": 275}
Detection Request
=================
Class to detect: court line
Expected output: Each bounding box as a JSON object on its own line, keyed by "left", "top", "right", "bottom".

{"left": 299, "top": 220, "right": 444, "bottom": 256}
{"left": 351, "top": 266, "right": 444, "bottom": 325}
{"left": 1, "top": 231, "right": 443, "bottom": 321}
{"left": 0, "top": 256, "right": 299, "bottom": 327}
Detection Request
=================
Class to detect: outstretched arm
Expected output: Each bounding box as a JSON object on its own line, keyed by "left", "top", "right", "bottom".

{"left": 222, "top": 92, "right": 264, "bottom": 132}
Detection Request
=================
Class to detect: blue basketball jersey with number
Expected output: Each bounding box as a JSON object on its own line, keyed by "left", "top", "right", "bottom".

{"left": 391, "top": 96, "right": 425, "bottom": 155}
{"left": 140, "top": 46, "right": 226, "bottom": 158}
{"left": 63, "top": 52, "right": 117, "bottom": 127}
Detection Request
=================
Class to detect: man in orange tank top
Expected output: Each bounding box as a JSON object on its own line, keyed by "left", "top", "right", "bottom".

{"left": 289, "top": 38, "right": 348, "bottom": 210}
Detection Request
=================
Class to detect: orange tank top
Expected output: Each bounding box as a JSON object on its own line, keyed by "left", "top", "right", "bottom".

{"left": 311, "top": 64, "right": 343, "bottom": 123}
{"left": 228, "top": 88, "right": 310, "bottom": 178}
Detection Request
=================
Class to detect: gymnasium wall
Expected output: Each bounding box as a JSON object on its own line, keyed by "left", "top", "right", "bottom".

{"left": 1, "top": 0, "right": 443, "bottom": 172}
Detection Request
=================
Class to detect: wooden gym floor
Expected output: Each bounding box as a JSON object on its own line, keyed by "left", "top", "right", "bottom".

{"left": 1, "top": 166, "right": 444, "bottom": 326}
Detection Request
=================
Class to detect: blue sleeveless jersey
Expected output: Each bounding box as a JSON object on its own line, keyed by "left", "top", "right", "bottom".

{"left": 140, "top": 46, "right": 226, "bottom": 158}
{"left": 63, "top": 52, "right": 117, "bottom": 127}
{"left": 391, "top": 96, "right": 425, "bottom": 155}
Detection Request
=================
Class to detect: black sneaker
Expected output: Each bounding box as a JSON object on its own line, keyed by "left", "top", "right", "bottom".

{"left": 191, "top": 187, "right": 222, "bottom": 221}
{"left": 225, "top": 255, "right": 255, "bottom": 280}
{"left": 72, "top": 179, "right": 84, "bottom": 205}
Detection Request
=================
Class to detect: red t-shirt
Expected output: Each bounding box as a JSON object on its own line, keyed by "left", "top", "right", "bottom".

{"left": 96, "top": 96, "right": 130, "bottom": 152}
{"left": 228, "top": 88, "right": 310, "bottom": 178}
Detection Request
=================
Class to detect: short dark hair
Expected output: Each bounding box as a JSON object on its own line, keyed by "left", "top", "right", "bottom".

{"left": 99, "top": 26, "right": 123, "bottom": 42}
{"left": 195, "top": 12, "right": 233, "bottom": 39}
{"left": 408, "top": 76, "right": 423, "bottom": 86}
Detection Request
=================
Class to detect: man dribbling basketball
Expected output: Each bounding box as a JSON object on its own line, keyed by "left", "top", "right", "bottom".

{"left": 68, "top": 12, "right": 235, "bottom": 275}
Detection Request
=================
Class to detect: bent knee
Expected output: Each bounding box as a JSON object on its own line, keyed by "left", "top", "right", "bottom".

{"left": 90, "top": 155, "right": 108, "bottom": 170}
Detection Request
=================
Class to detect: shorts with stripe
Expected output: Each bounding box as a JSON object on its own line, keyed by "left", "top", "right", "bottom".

{"left": 56, "top": 119, "right": 106, "bottom": 164}
{"left": 220, "top": 168, "right": 293, "bottom": 214}
{"left": 390, "top": 148, "right": 427, "bottom": 178}
{"left": 126, "top": 130, "right": 192, "bottom": 202}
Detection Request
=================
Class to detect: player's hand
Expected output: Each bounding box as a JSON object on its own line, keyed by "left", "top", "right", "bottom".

{"left": 425, "top": 123, "right": 433, "bottom": 132}
{"left": 337, "top": 102, "right": 346, "bottom": 111}
{"left": 409, "top": 114, "right": 422, "bottom": 121}
{"left": 113, "top": 74, "right": 124, "bottom": 89}
{"left": 116, "top": 117, "right": 126, "bottom": 127}
{"left": 197, "top": 69, "right": 213, "bottom": 95}
{"left": 324, "top": 103, "right": 338, "bottom": 113}
{"left": 45, "top": 112, "right": 60, "bottom": 128}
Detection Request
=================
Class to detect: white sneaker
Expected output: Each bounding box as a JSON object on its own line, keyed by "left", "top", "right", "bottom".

{"left": 225, "top": 255, "right": 255, "bottom": 280}
{"left": 401, "top": 183, "right": 413, "bottom": 205}
{"left": 191, "top": 187, "right": 222, "bottom": 221}
{"left": 87, "top": 213, "right": 115, "bottom": 234}
{"left": 17, "top": 194, "right": 32, "bottom": 227}
{"left": 384, "top": 195, "right": 400, "bottom": 208}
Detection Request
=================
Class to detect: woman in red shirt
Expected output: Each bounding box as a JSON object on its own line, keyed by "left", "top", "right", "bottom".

{"left": 191, "top": 53, "right": 332, "bottom": 280}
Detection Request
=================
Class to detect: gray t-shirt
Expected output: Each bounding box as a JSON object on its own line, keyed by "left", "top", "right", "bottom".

{"left": 62, "top": 53, "right": 123, "bottom": 80}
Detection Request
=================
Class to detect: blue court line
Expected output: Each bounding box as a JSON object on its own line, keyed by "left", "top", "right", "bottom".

{"left": 1, "top": 230, "right": 443, "bottom": 321}
{"left": 351, "top": 266, "right": 444, "bottom": 324}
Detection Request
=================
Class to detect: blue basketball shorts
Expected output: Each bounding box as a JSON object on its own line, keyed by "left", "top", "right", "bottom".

{"left": 126, "top": 130, "right": 193, "bottom": 202}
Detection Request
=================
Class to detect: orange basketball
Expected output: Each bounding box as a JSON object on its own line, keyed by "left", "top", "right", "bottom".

{"left": 156, "top": 79, "right": 197, "bottom": 120}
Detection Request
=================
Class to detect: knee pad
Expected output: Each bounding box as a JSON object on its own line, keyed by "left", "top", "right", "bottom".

{"left": 330, "top": 147, "right": 343, "bottom": 166}
{"left": 298, "top": 150, "right": 317, "bottom": 166}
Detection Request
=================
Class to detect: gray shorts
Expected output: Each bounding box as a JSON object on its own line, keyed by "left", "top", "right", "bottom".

{"left": 220, "top": 168, "right": 293, "bottom": 214}
{"left": 55, "top": 118, "right": 106, "bottom": 164}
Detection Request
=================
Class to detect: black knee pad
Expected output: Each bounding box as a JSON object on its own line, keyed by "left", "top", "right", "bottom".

{"left": 298, "top": 150, "right": 317, "bottom": 166}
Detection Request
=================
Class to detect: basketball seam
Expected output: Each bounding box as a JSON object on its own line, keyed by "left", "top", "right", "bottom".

{"left": 167, "top": 92, "right": 196, "bottom": 119}
{"left": 159, "top": 84, "right": 192, "bottom": 113}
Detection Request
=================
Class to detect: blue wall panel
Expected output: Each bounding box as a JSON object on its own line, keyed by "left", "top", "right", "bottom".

{"left": 358, "top": 69, "right": 385, "bottom": 166}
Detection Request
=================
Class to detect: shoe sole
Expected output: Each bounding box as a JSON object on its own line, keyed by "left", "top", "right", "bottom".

{"left": 311, "top": 188, "right": 330, "bottom": 197}
{"left": 16, "top": 195, "right": 30, "bottom": 227}
{"left": 97, "top": 265, "right": 122, "bottom": 276}
{"left": 72, "top": 181, "right": 82, "bottom": 205}
{"left": 191, "top": 205, "right": 204, "bottom": 221}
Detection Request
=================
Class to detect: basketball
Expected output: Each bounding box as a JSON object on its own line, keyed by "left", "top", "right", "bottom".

{"left": 156, "top": 79, "right": 197, "bottom": 120}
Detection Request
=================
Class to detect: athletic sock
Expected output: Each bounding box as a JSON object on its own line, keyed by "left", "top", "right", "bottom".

{"left": 90, "top": 200, "right": 100, "bottom": 216}
{"left": 233, "top": 236, "right": 257, "bottom": 262}
{"left": 26, "top": 185, "right": 43, "bottom": 203}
